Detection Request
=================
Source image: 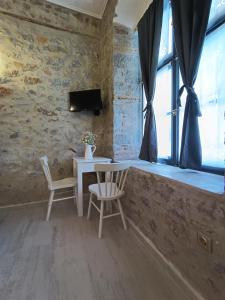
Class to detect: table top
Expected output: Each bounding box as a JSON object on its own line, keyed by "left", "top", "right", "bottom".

{"left": 73, "top": 157, "right": 111, "bottom": 163}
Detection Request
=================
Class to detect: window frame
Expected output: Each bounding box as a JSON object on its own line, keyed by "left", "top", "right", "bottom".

{"left": 145, "top": 3, "right": 225, "bottom": 176}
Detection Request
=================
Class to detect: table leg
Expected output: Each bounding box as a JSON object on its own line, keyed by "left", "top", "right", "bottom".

{"left": 73, "top": 160, "right": 78, "bottom": 210}
{"left": 77, "top": 169, "right": 83, "bottom": 216}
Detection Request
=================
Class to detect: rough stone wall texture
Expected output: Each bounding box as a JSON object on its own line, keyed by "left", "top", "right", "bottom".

{"left": 0, "top": 0, "right": 101, "bottom": 38}
{"left": 93, "top": 0, "right": 118, "bottom": 158}
{"left": 0, "top": 0, "right": 142, "bottom": 205}
{"left": 124, "top": 168, "right": 225, "bottom": 300}
{"left": 113, "top": 24, "right": 142, "bottom": 159}
{"left": 0, "top": 1, "right": 102, "bottom": 205}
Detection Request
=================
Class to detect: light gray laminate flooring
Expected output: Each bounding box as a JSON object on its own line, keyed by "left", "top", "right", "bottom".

{"left": 0, "top": 201, "right": 196, "bottom": 300}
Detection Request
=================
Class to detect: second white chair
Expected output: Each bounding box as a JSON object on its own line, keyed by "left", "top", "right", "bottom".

{"left": 40, "top": 156, "right": 77, "bottom": 221}
{"left": 87, "top": 163, "right": 130, "bottom": 238}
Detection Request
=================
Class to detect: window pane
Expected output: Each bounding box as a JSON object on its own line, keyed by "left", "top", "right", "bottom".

{"left": 179, "top": 24, "right": 225, "bottom": 169}
{"left": 154, "top": 64, "right": 172, "bottom": 159}
{"left": 178, "top": 81, "right": 185, "bottom": 155}
{"left": 208, "top": 0, "right": 225, "bottom": 27}
{"left": 158, "top": 0, "right": 173, "bottom": 63}
{"left": 143, "top": 86, "right": 147, "bottom": 133}
{"left": 196, "top": 23, "right": 225, "bottom": 168}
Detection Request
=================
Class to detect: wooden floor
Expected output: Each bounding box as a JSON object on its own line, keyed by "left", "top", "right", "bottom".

{"left": 0, "top": 201, "right": 196, "bottom": 300}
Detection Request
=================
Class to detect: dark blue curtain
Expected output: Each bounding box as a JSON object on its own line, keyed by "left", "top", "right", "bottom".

{"left": 171, "top": 0, "right": 212, "bottom": 169}
{"left": 138, "top": 0, "right": 163, "bottom": 162}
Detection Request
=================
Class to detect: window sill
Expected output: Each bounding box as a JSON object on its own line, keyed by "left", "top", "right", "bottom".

{"left": 118, "top": 160, "right": 224, "bottom": 196}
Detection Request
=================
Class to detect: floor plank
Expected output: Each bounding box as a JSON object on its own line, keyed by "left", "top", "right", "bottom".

{"left": 0, "top": 201, "right": 196, "bottom": 300}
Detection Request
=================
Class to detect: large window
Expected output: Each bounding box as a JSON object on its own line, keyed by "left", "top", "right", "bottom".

{"left": 144, "top": 0, "right": 225, "bottom": 174}
{"left": 154, "top": 64, "right": 172, "bottom": 159}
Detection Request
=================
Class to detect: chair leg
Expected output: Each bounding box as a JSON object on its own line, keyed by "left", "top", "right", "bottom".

{"left": 87, "top": 193, "right": 93, "bottom": 220}
{"left": 73, "top": 186, "right": 77, "bottom": 207}
{"left": 98, "top": 200, "right": 104, "bottom": 239}
{"left": 117, "top": 199, "right": 127, "bottom": 231}
{"left": 46, "top": 191, "right": 54, "bottom": 221}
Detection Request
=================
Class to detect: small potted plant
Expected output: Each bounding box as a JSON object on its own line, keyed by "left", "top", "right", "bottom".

{"left": 81, "top": 131, "right": 97, "bottom": 159}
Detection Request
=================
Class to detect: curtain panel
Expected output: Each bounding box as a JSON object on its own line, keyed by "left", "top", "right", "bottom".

{"left": 138, "top": 0, "right": 163, "bottom": 162}
{"left": 171, "top": 0, "right": 212, "bottom": 169}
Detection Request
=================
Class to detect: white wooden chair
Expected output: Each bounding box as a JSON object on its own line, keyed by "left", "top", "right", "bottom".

{"left": 39, "top": 156, "right": 77, "bottom": 221}
{"left": 87, "top": 163, "right": 130, "bottom": 238}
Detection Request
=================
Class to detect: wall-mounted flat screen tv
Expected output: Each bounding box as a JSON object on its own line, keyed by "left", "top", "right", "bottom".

{"left": 69, "top": 89, "right": 103, "bottom": 115}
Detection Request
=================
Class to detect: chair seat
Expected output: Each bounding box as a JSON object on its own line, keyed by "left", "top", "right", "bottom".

{"left": 49, "top": 177, "right": 76, "bottom": 190}
{"left": 89, "top": 182, "right": 124, "bottom": 200}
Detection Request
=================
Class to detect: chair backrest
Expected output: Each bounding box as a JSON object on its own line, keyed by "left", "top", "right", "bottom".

{"left": 39, "top": 156, "right": 52, "bottom": 186}
{"left": 94, "top": 163, "right": 130, "bottom": 197}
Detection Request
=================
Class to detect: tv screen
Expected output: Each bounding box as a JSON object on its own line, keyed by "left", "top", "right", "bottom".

{"left": 69, "top": 89, "right": 103, "bottom": 113}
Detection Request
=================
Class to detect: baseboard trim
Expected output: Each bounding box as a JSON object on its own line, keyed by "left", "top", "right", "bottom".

{"left": 0, "top": 200, "right": 48, "bottom": 210}
{"left": 0, "top": 190, "right": 89, "bottom": 210}
{"left": 126, "top": 216, "right": 206, "bottom": 300}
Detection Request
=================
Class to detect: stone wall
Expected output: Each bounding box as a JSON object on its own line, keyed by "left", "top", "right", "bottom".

{"left": 0, "top": 0, "right": 142, "bottom": 206}
{"left": 124, "top": 167, "right": 225, "bottom": 300}
{"left": 0, "top": 0, "right": 101, "bottom": 37}
{"left": 94, "top": 19, "right": 142, "bottom": 160}
{"left": 113, "top": 24, "right": 142, "bottom": 159}
{"left": 93, "top": 0, "right": 118, "bottom": 158}
{"left": 0, "top": 1, "right": 102, "bottom": 205}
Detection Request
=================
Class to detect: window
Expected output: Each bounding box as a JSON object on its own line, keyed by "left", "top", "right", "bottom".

{"left": 154, "top": 64, "right": 172, "bottom": 159}
{"left": 143, "top": 0, "right": 225, "bottom": 174}
{"left": 194, "top": 23, "right": 225, "bottom": 169}
{"left": 179, "top": 1, "right": 225, "bottom": 172}
{"left": 158, "top": 0, "right": 173, "bottom": 62}
{"left": 153, "top": 0, "right": 177, "bottom": 164}
{"left": 208, "top": 0, "right": 225, "bottom": 26}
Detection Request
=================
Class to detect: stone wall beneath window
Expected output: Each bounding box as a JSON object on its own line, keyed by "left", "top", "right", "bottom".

{"left": 124, "top": 167, "right": 225, "bottom": 300}
{"left": 0, "top": 1, "right": 102, "bottom": 205}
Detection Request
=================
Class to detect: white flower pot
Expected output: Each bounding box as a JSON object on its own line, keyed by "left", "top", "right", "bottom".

{"left": 84, "top": 144, "right": 96, "bottom": 159}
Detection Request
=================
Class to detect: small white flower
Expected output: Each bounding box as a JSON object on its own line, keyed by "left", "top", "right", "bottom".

{"left": 81, "top": 131, "right": 97, "bottom": 145}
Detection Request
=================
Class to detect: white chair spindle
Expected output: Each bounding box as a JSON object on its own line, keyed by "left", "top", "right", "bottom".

{"left": 97, "top": 172, "right": 102, "bottom": 196}
{"left": 114, "top": 171, "right": 119, "bottom": 196}
{"left": 105, "top": 173, "right": 108, "bottom": 197}
{"left": 121, "top": 169, "right": 128, "bottom": 191}
{"left": 118, "top": 170, "right": 124, "bottom": 191}
{"left": 109, "top": 171, "right": 113, "bottom": 196}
